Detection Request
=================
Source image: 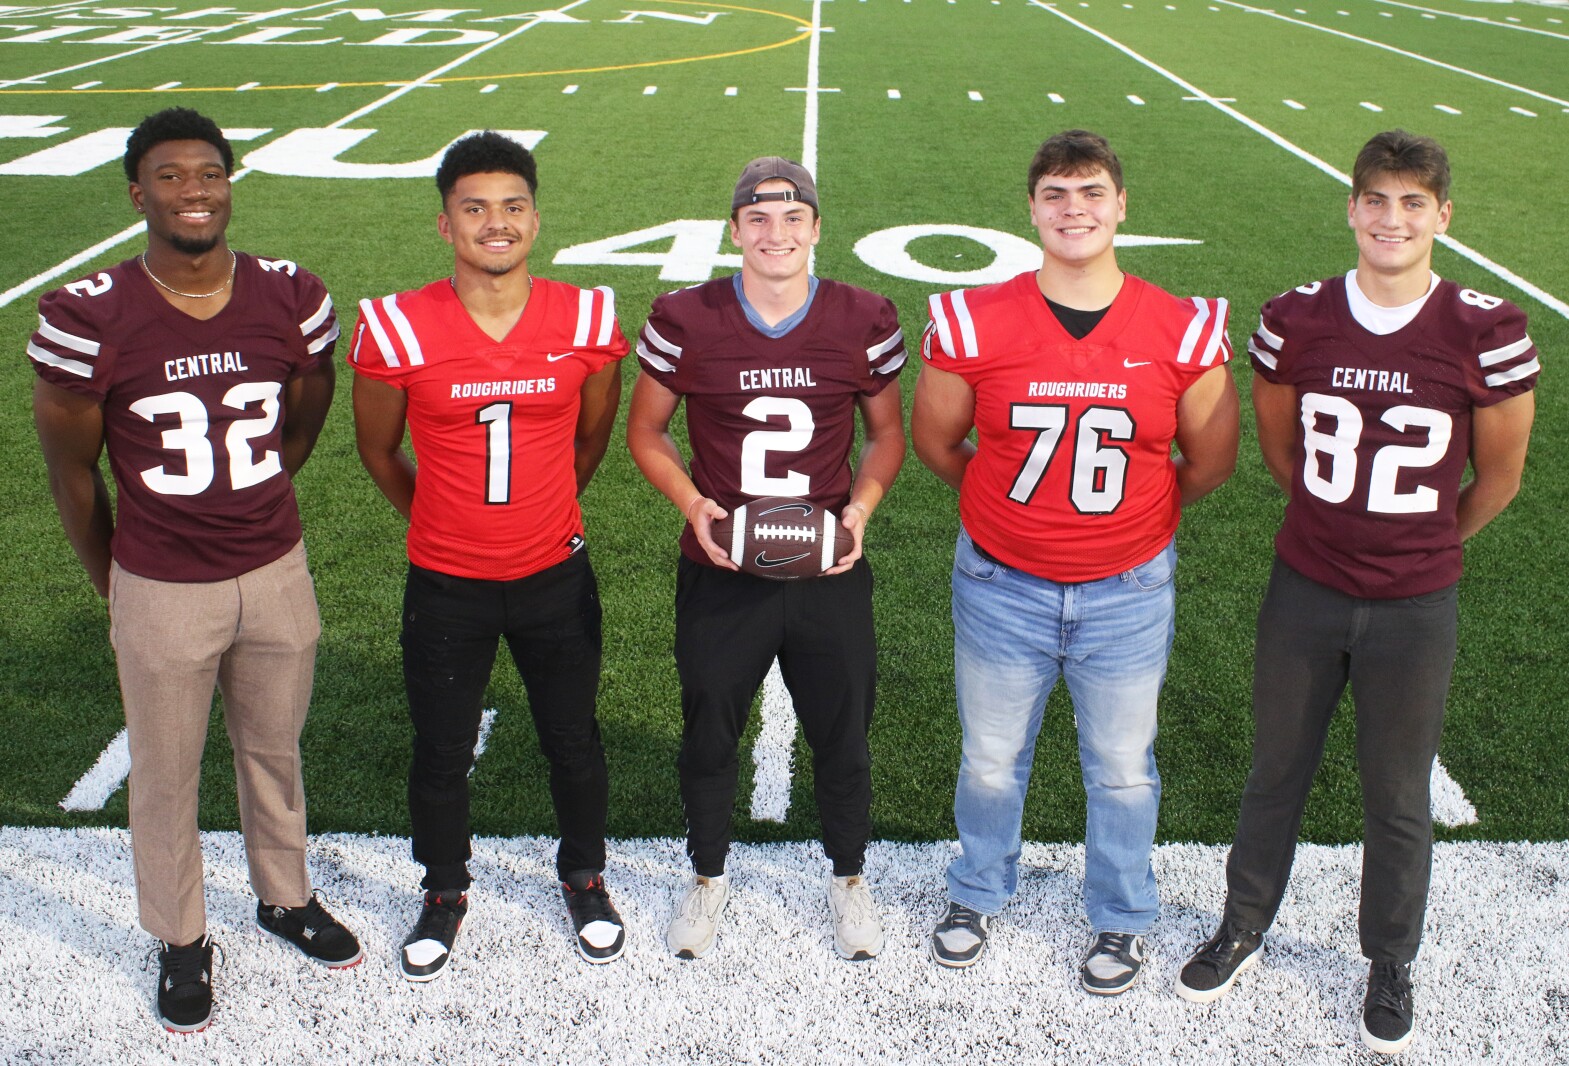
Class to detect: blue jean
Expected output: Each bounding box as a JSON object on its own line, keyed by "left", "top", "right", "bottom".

{"left": 946, "top": 528, "right": 1176, "bottom": 934}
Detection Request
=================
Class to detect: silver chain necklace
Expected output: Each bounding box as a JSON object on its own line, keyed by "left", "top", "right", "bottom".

{"left": 140, "top": 250, "right": 236, "bottom": 299}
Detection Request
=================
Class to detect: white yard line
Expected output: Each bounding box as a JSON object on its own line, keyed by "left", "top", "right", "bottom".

{"left": 0, "top": 0, "right": 352, "bottom": 91}
{"left": 3, "top": 829, "right": 1567, "bottom": 1063}
{"left": 57, "top": 728, "right": 129, "bottom": 812}
{"left": 1210, "top": 0, "right": 1569, "bottom": 110}
{"left": 1430, "top": 757, "right": 1478, "bottom": 827}
{"left": 0, "top": 1, "right": 593, "bottom": 312}
{"left": 469, "top": 708, "right": 499, "bottom": 776}
{"left": 1371, "top": 0, "right": 1569, "bottom": 41}
{"left": 1027, "top": 0, "right": 1569, "bottom": 321}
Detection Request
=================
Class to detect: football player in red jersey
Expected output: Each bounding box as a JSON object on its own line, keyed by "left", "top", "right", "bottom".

{"left": 912, "top": 130, "right": 1239, "bottom": 991}
{"left": 1175, "top": 131, "right": 1538, "bottom": 1055}
{"left": 29, "top": 108, "right": 359, "bottom": 1033}
{"left": 350, "top": 133, "right": 629, "bottom": 978}
{"left": 626, "top": 157, "right": 906, "bottom": 961}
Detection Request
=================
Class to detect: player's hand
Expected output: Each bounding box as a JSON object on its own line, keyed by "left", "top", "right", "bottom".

{"left": 826, "top": 501, "right": 868, "bottom": 575}
{"left": 687, "top": 496, "right": 740, "bottom": 571}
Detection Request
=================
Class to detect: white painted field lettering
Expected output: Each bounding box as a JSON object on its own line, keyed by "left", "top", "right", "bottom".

{"left": 553, "top": 220, "right": 740, "bottom": 281}
{"left": 241, "top": 126, "right": 543, "bottom": 178}
{"left": 0, "top": 123, "right": 268, "bottom": 176}
{"left": 605, "top": 8, "right": 727, "bottom": 23}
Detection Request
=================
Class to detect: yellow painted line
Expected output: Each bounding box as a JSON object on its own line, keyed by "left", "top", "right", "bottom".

{"left": 0, "top": 0, "right": 810, "bottom": 96}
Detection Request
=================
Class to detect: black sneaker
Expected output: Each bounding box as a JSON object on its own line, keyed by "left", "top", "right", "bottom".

{"left": 400, "top": 889, "right": 467, "bottom": 983}
{"left": 153, "top": 935, "right": 216, "bottom": 1033}
{"left": 1175, "top": 920, "right": 1264, "bottom": 1004}
{"left": 1361, "top": 961, "right": 1415, "bottom": 1054}
{"left": 1080, "top": 931, "right": 1147, "bottom": 995}
{"left": 931, "top": 902, "right": 990, "bottom": 968}
{"left": 561, "top": 870, "right": 626, "bottom": 964}
{"left": 256, "top": 893, "right": 363, "bottom": 968}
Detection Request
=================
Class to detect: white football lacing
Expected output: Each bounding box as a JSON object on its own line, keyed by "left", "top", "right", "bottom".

{"left": 751, "top": 523, "right": 817, "bottom": 543}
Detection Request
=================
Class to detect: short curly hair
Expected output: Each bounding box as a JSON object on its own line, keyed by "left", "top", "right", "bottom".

{"left": 435, "top": 131, "right": 538, "bottom": 203}
{"left": 123, "top": 108, "right": 233, "bottom": 182}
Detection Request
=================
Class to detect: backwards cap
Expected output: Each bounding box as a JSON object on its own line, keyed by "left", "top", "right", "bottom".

{"left": 731, "top": 156, "right": 818, "bottom": 212}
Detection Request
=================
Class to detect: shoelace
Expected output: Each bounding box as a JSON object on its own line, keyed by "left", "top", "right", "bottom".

{"left": 1367, "top": 964, "right": 1413, "bottom": 1014}
{"left": 943, "top": 905, "right": 983, "bottom": 932}
{"left": 145, "top": 938, "right": 223, "bottom": 984}
{"left": 412, "top": 894, "right": 463, "bottom": 940}
{"left": 1090, "top": 932, "right": 1142, "bottom": 966}
{"left": 836, "top": 880, "right": 875, "bottom": 924}
{"left": 1196, "top": 924, "right": 1248, "bottom": 965}
{"left": 679, "top": 881, "right": 724, "bottom": 921}
{"left": 565, "top": 878, "right": 615, "bottom": 923}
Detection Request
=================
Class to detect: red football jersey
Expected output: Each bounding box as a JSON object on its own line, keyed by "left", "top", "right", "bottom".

{"left": 636, "top": 277, "right": 905, "bottom": 568}
{"left": 923, "top": 271, "right": 1232, "bottom": 582}
{"left": 349, "top": 277, "right": 629, "bottom": 581}
{"left": 1250, "top": 274, "right": 1539, "bottom": 598}
{"left": 29, "top": 254, "right": 338, "bottom": 582}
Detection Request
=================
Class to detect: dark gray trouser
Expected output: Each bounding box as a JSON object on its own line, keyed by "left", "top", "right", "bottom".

{"left": 1224, "top": 558, "right": 1458, "bottom": 964}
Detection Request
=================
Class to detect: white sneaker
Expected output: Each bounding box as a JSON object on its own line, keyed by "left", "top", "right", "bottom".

{"left": 666, "top": 874, "right": 730, "bottom": 959}
{"left": 827, "top": 874, "right": 884, "bottom": 961}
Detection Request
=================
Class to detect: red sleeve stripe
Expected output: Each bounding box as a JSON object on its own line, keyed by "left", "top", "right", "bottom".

{"left": 381, "top": 293, "right": 423, "bottom": 366}
{"left": 595, "top": 286, "right": 618, "bottom": 347}
{"left": 927, "top": 291, "right": 977, "bottom": 360}
{"left": 357, "top": 297, "right": 401, "bottom": 368}
{"left": 1175, "top": 297, "right": 1209, "bottom": 364}
{"left": 572, "top": 286, "right": 619, "bottom": 349}
{"left": 1199, "top": 298, "right": 1231, "bottom": 367}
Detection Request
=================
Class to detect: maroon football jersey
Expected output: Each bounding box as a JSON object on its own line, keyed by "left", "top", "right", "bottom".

{"left": 637, "top": 277, "right": 905, "bottom": 567}
{"left": 1250, "top": 274, "right": 1538, "bottom": 598}
{"left": 29, "top": 254, "right": 338, "bottom": 582}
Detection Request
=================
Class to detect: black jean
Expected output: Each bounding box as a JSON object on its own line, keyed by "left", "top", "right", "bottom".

{"left": 673, "top": 556, "right": 877, "bottom": 878}
{"left": 401, "top": 551, "right": 608, "bottom": 888}
{"left": 1224, "top": 558, "right": 1458, "bottom": 963}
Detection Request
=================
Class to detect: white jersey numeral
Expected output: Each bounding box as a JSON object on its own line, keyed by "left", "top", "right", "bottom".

{"left": 1008, "top": 404, "right": 1134, "bottom": 514}
{"left": 130, "top": 383, "right": 283, "bottom": 496}
{"left": 476, "top": 401, "right": 512, "bottom": 504}
{"left": 1299, "top": 393, "right": 1452, "bottom": 513}
{"left": 739, "top": 395, "right": 815, "bottom": 497}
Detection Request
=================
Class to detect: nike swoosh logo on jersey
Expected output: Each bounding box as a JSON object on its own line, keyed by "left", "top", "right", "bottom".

{"left": 545, "top": 350, "right": 577, "bottom": 362}
{"left": 1123, "top": 358, "right": 1151, "bottom": 368}
{"left": 754, "top": 552, "right": 812, "bottom": 569}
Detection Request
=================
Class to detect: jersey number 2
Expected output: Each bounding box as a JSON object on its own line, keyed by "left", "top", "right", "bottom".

{"left": 740, "top": 396, "right": 815, "bottom": 497}
{"left": 131, "top": 384, "right": 282, "bottom": 496}
{"left": 1299, "top": 393, "right": 1452, "bottom": 513}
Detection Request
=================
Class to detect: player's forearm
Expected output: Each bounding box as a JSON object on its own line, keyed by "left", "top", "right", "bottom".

{"left": 47, "top": 465, "right": 113, "bottom": 597}
{"left": 913, "top": 435, "right": 974, "bottom": 493}
{"left": 358, "top": 447, "right": 417, "bottom": 521}
{"left": 281, "top": 363, "right": 335, "bottom": 476}
{"left": 1174, "top": 450, "right": 1236, "bottom": 506}
{"left": 627, "top": 424, "right": 702, "bottom": 515}
{"left": 849, "top": 431, "right": 905, "bottom": 516}
{"left": 1456, "top": 475, "right": 1522, "bottom": 541}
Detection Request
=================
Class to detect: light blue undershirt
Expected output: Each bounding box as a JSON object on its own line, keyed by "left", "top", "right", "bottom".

{"left": 732, "top": 272, "right": 819, "bottom": 338}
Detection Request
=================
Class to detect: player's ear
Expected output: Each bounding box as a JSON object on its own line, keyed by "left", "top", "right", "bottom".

{"left": 810, "top": 214, "right": 821, "bottom": 246}
{"left": 728, "top": 217, "right": 741, "bottom": 248}
{"left": 1116, "top": 187, "right": 1126, "bottom": 224}
{"left": 129, "top": 182, "right": 144, "bottom": 215}
{"left": 437, "top": 210, "right": 454, "bottom": 246}
{"left": 1347, "top": 194, "right": 1358, "bottom": 228}
{"left": 1436, "top": 199, "right": 1452, "bottom": 235}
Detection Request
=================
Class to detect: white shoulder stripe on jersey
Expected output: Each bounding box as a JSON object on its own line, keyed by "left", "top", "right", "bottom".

{"left": 873, "top": 351, "right": 908, "bottom": 376}
{"left": 357, "top": 297, "right": 400, "bottom": 368}
{"left": 27, "top": 340, "right": 93, "bottom": 377}
{"left": 299, "top": 293, "right": 333, "bottom": 336}
{"left": 594, "top": 286, "right": 617, "bottom": 348}
{"left": 573, "top": 288, "right": 595, "bottom": 348}
{"left": 641, "top": 321, "right": 682, "bottom": 361}
{"left": 306, "top": 320, "right": 341, "bottom": 356}
{"left": 1254, "top": 315, "right": 1284, "bottom": 352}
{"left": 1246, "top": 337, "right": 1279, "bottom": 371}
{"left": 1485, "top": 358, "right": 1540, "bottom": 388}
{"left": 952, "top": 290, "right": 979, "bottom": 360}
{"left": 1199, "top": 298, "right": 1230, "bottom": 366}
{"left": 866, "top": 328, "right": 905, "bottom": 360}
{"left": 1176, "top": 296, "right": 1209, "bottom": 364}
{"left": 926, "top": 293, "right": 958, "bottom": 360}
{"left": 1478, "top": 335, "right": 1533, "bottom": 367}
{"left": 381, "top": 293, "right": 423, "bottom": 366}
{"left": 636, "top": 340, "right": 676, "bottom": 374}
{"left": 37, "top": 315, "right": 100, "bottom": 357}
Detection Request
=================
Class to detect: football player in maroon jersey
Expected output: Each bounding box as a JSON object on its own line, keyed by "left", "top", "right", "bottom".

{"left": 626, "top": 157, "right": 906, "bottom": 961}
{"left": 912, "top": 130, "right": 1239, "bottom": 991}
{"left": 350, "top": 133, "right": 629, "bottom": 978}
{"left": 1175, "top": 131, "right": 1538, "bottom": 1055}
{"left": 29, "top": 108, "right": 359, "bottom": 1033}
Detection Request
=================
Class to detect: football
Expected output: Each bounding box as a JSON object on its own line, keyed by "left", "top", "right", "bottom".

{"left": 708, "top": 497, "right": 855, "bottom": 580}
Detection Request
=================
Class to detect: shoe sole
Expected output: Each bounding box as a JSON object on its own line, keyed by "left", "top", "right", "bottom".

{"left": 1174, "top": 941, "right": 1263, "bottom": 1005}
{"left": 669, "top": 937, "right": 715, "bottom": 961}
{"left": 159, "top": 1014, "right": 211, "bottom": 1034}
{"left": 1081, "top": 969, "right": 1142, "bottom": 996}
{"left": 573, "top": 927, "right": 627, "bottom": 965}
{"left": 930, "top": 941, "right": 984, "bottom": 969}
{"left": 1360, "top": 1017, "right": 1414, "bottom": 1055}
{"left": 255, "top": 921, "right": 365, "bottom": 969}
{"left": 400, "top": 955, "right": 450, "bottom": 983}
{"left": 834, "top": 932, "right": 884, "bottom": 962}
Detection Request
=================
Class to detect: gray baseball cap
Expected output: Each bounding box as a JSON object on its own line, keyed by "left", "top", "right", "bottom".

{"left": 731, "top": 156, "right": 818, "bottom": 212}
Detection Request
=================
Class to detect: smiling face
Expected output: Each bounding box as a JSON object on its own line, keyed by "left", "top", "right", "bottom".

{"left": 129, "top": 139, "right": 231, "bottom": 255}
{"left": 729, "top": 178, "right": 820, "bottom": 283}
{"left": 1348, "top": 173, "right": 1451, "bottom": 283}
{"left": 1028, "top": 167, "right": 1125, "bottom": 268}
{"left": 438, "top": 170, "right": 539, "bottom": 278}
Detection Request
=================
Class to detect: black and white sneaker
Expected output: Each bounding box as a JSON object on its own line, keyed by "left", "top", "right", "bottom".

{"left": 561, "top": 870, "right": 626, "bottom": 964}
{"left": 1080, "top": 931, "right": 1147, "bottom": 995}
{"left": 400, "top": 889, "right": 468, "bottom": 983}
{"left": 931, "top": 902, "right": 990, "bottom": 968}
{"left": 1361, "top": 961, "right": 1415, "bottom": 1055}
{"left": 152, "top": 935, "right": 216, "bottom": 1033}
{"left": 256, "top": 892, "right": 363, "bottom": 968}
{"left": 1175, "top": 920, "right": 1264, "bottom": 1004}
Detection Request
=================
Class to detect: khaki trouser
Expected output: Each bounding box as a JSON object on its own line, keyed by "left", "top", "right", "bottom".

{"left": 108, "top": 541, "right": 319, "bottom": 945}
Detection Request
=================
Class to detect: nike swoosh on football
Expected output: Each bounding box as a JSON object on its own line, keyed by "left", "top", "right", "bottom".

{"left": 545, "top": 350, "right": 577, "bottom": 362}
{"left": 1123, "top": 358, "right": 1151, "bottom": 368}
{"left": 754, "top": 552, "right": 812, "bottom": 568}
